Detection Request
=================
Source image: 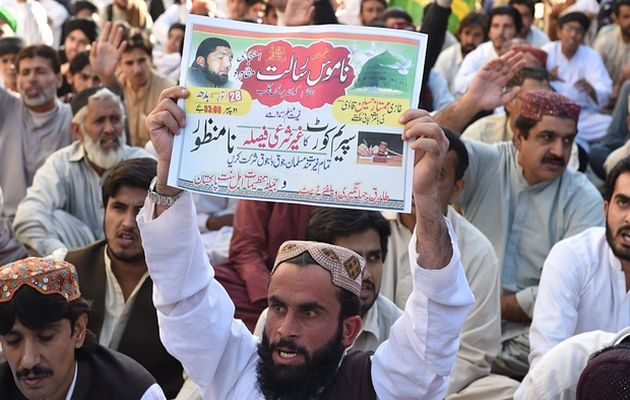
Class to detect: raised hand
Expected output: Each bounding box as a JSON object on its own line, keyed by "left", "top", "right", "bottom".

{"left": 400, "top": 109, "right": 452, "bottom": 269}
{"left": 284, "top": 0, "right": 315, "bottom": 26}
{"left": 145, "top": 85, "right": 189, "bottom": 202}
{"left": 465, "top": 50, "right": 526, "bottom": 110}
{"left": 90, "top": 21, "right": 126, "bottom": 84}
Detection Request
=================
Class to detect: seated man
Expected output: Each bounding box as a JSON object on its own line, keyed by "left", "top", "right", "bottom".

{"left": 254, "top": 208, "right": 402, "bottom": 353}
{"left": 0, "top": 45, "right": 74, "bottom": 264}
{"left": 382, "top": 129, "right": 520, "bottom": 399}
{"left": 61, "top": 51, "right": 100, "bottom": 103}
{"left": 435, "top": 56, "right": 604, "bottom": 379}
{"left": 509, "top": 0, "right": 549, "bottom": 46}
{"left": 453, "top": 6, "right": 522, "bottom": 96}
{"left": 0, "top": 257, "right": 165, "bottom": 399}
{"left": 12, "top": 87, "right": 148, "bottom": 257}
{"left": 542, "top": 12, "right": 613, "bottom": 150}
{"left": 64, "top": 158, "right": 184, "bottom": 398}
{"left": 434, "top": 11, "right": 487, "bottom": 95}
{"left": 528, "top": 155, "right": 630, "bottom": 369}
{"left": 461, "top": 67, "right": 582, "bottom": 170}
{"left": 138, "top": 86, "right": 474, "bottom": 399}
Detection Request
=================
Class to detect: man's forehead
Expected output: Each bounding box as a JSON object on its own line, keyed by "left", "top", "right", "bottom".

{"left": 534, "top": 115, "right": 577, "bottom": 135}
{"left": 210, "top": 46, "right": 232, "bottom": 56}
{"left": 18, "top": 56, "right": 53, "bottom": 72}
{"left": 121, "top": 49, "right": 150, "bottom": 61}
{"left": 4, "top": 319, "right": 63, "bottom": 336}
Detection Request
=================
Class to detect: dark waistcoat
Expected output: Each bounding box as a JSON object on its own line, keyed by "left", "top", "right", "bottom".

{"left": 321, "top": 351, "right": 377, "bottom": 400}
{"left": 66, "top": 240, "right": 183, "bottom": 398}
{"left": 0, "top": 344, "right": 157, "bottom": 399}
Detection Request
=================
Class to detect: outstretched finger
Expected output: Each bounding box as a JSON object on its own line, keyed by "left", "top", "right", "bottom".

{"left": 100, "top": 21, "right": 112, "bottom": 44}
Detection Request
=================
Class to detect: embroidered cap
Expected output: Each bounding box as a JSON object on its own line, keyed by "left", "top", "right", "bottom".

{"left": 520, "top": 90, "right": 581, "bottom": 124}
{"left": 0, "top": 257, "right": 81, "bottom": 303}
{"left": 272, "top": 241, "right": 365, "bottom": 297}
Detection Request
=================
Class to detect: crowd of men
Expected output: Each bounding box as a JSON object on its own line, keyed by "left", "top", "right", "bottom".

{"left": 1, "top": 0, "right": 630, "bottom": 398}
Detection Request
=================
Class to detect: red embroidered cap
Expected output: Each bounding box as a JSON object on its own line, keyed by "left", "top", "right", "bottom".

{"left": 520, "top": 90, "right": 581, "bottom": 124}
{"left": 0, "top": 257, "right": 81, "bottom": 303}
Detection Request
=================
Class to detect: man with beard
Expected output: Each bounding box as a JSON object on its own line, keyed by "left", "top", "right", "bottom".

{"left": 64, "top": 158, "right": 185, "bottom": 398}
{"left": 528, "top": 155, "right": 630, "bottom": 370}
{"left": 435, "top": 12, "right": 487, "bottom": 95}
{"left": 0, "top": 45, "right": 74, "bottom": 265}
{"left": 0, "top": 257, "right": 166, "bottom": 399}
{"left": 137, "top": 85, "right": 474, "bottom": 399}
{"left": 253, "top": 208, "right": 402, "bottom": 353}
{"left": 454, "top": 6, "right": 522, "bottom": 96}
{"left": 12, "top": 87, "right": 149, "bottom": 258}
{"left": 188, "top": 37, "right": 234, "bottom": 88}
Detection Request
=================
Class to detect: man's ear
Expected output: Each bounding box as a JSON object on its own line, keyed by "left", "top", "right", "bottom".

{"left": 513, "top": 128, "right": 525, "bottom": 149}
{"left": 72, "top": 313, "right": 88, "bottom": 349}
{"left": 453, "top": 179, "right": 465, "bottom": 199}
{"left": 71, "top": 122, "right": 83, "bottom": 141}
{"left": 340, "top": 315, "right": 362, "bottom": 348}
{"left": 195, "top": 55, "right": 206, "bottom": 67}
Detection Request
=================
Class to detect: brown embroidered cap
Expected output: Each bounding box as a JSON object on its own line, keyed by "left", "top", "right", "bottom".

{"left": 272, "top": 241, "right": 365, "bottom": 297}
{"left": 0, "top": 257, "right": 81, "bottom": 303}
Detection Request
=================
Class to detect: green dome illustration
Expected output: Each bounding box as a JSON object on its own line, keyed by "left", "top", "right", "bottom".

{"left": 353, "top": 51, "right": 411, "bottom": 91}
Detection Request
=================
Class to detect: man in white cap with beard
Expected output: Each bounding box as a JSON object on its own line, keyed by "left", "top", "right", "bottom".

{"left": 12, "top": 86, "right": 149, "bottom": 257}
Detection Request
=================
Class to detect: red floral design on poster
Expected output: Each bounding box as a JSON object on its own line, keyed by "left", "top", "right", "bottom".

{"left": 235, "top": 40, "right": 355, "bottom": 109}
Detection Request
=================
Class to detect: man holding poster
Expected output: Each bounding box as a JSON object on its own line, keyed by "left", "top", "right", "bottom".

{"left": 138, "top": 84, "right": 473, "bottom": 399}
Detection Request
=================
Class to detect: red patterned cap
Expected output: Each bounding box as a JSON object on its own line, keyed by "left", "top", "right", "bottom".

{"left": 520, "top": 90, "right": 581, "bottom": 124}
{"left": 511, "top": 44, "right": 548, "bottom": 67}
{"left": 0, "top": 257, "right": 81, "bottom": 303}
{"left": 272, "top": 241, "right": 365, "bottom": 297}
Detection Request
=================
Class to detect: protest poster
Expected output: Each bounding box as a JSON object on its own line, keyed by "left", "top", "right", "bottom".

{"left": 169, "top": 15, "right": 427, "bottom": 212}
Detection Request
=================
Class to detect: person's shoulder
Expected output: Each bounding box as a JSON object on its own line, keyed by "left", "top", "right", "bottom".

{"left": 81, "top": 344, "right": 158, "bottom": 394}
{"left": 123, "top": 145, "right": 153, "bottom": 160}
{"left": 376, "top": 294, "right": 402, "bottom": 321}
{"left": 561, "top": 169, "right": 601, "bottom": 198}
{"left": 65, "top": 240, "right": 107, "bottom": 271}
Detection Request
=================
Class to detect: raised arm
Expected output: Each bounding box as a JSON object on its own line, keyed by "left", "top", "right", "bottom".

{"left": 370, "top": 110, "right": 474, "bottom": 399}
{"left": 435, "top": 51, "right": 525, "bottom": 133}
{"left": 139, "top": 87, "right": 260, "bottom": 399}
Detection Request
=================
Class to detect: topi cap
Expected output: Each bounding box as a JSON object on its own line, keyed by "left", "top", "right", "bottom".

{"left": 272, "top": 241, "right": 365, "bottom": 297}
{"left": 576, "top": 335, "right": 630, "bottom": 400}
{"left": 0, "top": 257, "right": 81, "bottom": 303}
{"left": 559, "top": 11, "right": 591, "bottom": 32}
{"left": 519, "top": 90, "right": 581, "bottom": 124}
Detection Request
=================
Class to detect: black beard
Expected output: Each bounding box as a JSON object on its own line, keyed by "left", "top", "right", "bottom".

{"left": 204, "top": 66, "right": 229, "bottom": 86}
{"left": 606, "top": 223, "right": 630, "bottom": 261}
{"left": 256, "top": 327, "right": 345, "bottom": 400}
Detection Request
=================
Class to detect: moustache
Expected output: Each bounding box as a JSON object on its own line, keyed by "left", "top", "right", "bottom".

{"left": 16, "top": 365, "right": 53, "bottom": 380}
{"left": 542, "top": 155, "right": 565, "bottom": 167}
{"left": 270, "top": 338, "right": 308, "bottom": 358}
